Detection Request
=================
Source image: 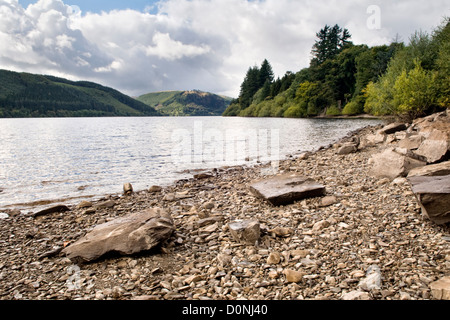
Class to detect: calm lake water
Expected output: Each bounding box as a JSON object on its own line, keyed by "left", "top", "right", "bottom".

{"left": 0, "top": 116, "right": 382, "bottom": 212}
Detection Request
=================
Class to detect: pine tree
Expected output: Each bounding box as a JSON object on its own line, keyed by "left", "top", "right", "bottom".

{"left": 311, "top": 24, "right": 352, "bottom": 66}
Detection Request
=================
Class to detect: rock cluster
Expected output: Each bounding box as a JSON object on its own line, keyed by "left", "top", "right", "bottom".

{"left": 0, "top": 111, "right": 449, "bottom": 301}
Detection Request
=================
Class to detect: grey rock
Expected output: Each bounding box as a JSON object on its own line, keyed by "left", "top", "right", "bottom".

{"left": 408, "top": 175, "right": 450, "bottom": 225}
{"left": 249, "top": 174, "right": 326, "bottom": 206}
{"left": 62, "top": 208, "right": 175, "bottom": 263}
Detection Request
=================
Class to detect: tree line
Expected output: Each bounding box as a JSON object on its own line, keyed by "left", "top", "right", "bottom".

{"left": 223, "top": 18, "right": 449, "bottom": 121}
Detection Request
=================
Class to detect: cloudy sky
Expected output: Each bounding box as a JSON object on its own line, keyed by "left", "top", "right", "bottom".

{"left": 1, "top": 0, "right": 448, "bottom": 97}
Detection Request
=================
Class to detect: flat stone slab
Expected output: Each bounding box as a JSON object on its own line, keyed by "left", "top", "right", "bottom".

{"left": 408, "top": 175, "right": 450, "bottom": 225}
{"left": 249, "top": 174, "right": 326, "bottom": 206}
{"left": 408, "top": 161, "right": 450, "bottom": 177}
{"left": 62, "top": 208, "right": 175, "bottom": 263}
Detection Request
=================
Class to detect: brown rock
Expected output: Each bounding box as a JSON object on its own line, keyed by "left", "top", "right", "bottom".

{"left": 378, "top": 122, "right": 407, "bottom": 135}
{"left": 320, "top": 196, "right": 338, "bottom": 207}
{"left": 62, "top": 208, "right": 175, "bottom": 263}
{"left": 337, "top": 143, "right": 357, "bottom": 155}
{"left": 283, "top": 269, "right": 304, "bottom": 283}
{"left": 408, "top": 175, "right": 450, "bottom": 225}
{"left": 33, "top": 205, "right": 70, "bottom": 218}
{"left": 123, "top": 183, "right": 133, "bottom": 195}
{"left": 228, "top": 220, "right": 260, "bottom": 245}
{"left": 430, "top": 276, "right": 450, "bottom": 300}
{"left": 416, "top": 129, "right": 450, "bottom": 164}
{"left": 249, "top": 174, "right": 326, "bottom": 206}
{"left": 194, "top": 173, "right": 213, "bottom": 179}
{"left": 408, "top": 161, "right": 450, "bottom": 177}
{"left": 149, "top": 186, "right": 163, "bottom": 193}
{"left": 398, "top": 135, "right": 424, "bottom": 150}
{"left": 77, "top": 201, "right": 93, "bottom": 209}
{"left": 369, "top": 148, "right": 426, "bottom": 179}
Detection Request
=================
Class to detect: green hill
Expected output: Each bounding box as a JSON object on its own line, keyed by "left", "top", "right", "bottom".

{"left": 137, "top": 90, "right": 232, "bottom": 116}
{"left": 0, "top": 69, "right": 159, "bottom": 118}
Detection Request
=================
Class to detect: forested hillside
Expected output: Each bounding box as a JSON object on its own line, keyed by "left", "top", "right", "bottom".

{"left": 0, "top": 70, "right": 159, "bottom": 118}
{"left": 223, "top": 19, "right": 449, "bottom": 121}
{"left": 137, "top": 90, "right": 232, "bottom": 116}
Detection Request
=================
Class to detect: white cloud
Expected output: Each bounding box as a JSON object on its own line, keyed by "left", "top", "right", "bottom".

{"left": 0, "top": 0, "right": 448, "bottom": 97}
{"left": 145, "top": 32, "right": 210, "bottom": 61}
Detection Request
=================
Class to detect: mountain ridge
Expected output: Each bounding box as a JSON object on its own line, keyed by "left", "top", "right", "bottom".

{"left": 0, "top": 69, "right": 159, "bottom": 118}
{"left": 137, "top": 90, "right": 232, "bottom": 116}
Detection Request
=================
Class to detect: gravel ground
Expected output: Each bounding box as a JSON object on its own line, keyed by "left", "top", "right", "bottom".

{"left": 0, "top": 124, "right": 449, "bottom": 300}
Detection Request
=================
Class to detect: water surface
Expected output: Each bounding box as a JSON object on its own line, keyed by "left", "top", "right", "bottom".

{"left": 0, "top": 116, "right": 382, "bottom": 211}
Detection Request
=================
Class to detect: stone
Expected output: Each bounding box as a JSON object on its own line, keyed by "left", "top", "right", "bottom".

{"left": 283, "top": 269, "right": 304, "bottom": 283}
{"left": 77, "top": 201, "right": 93, "bottom": 209}
{"left": 194, "top": 173, "right": 213, "bottom": 180}
{"left": 95, "top": 200, "right": 116, "bottom": 209}
{"left": 337, "top": 143, "right": 357, "bottom": 155}
{"left": 62, "top": 208, "right": 175, "bottom": 263}
{"left": 416, "top": 129, "right": 450, "bottom": 164}
{"left": 149, "top": 186, "right": 162, "bottom": 193}
{"left": 319, "top": 196, "right": 337, "bottom": 207}
{"left": 369, "top": 148, "right": 426, "bottom": 180}
{"left": 408, "top": 161, "right": 450, "bottom": 177}
{"left": 269, "top": 227, "right": 293, "bottom": 237}
{"left": 312, "top": 220, "right": 331, "bottom": 231}
{"left": 249, "top": 174, "right": 326, "bottom": 206}
{"left": 398, "top": 135, "right": 424, "bottom": 150}
{"left": 358, "top": 265, "right": 382, "bottom": 291}
{"left": 378, "top": 122, "right": 407, "bottom": 135}
{"left": 267, "top": 252, "right": 281, "bottom": 265}
{"left": 341, "top": 290, "right": 371, "bottom": 300}
{"left": 33, "top": 205, "right": 70, "bottom": 218}
{"left": 123, "top": 183, "right": 133, "bottom": 195}
{"left": 408, "top": 175, "right": 450, "bottom": 225}
{"left": 429, "top": 276, "right": 450, "bottom": 300}
{"left": 228, "top": 220, "right": 260, "bottom": 245}
{"left": 361, "top": 133, "right": 385, "bottom": 148}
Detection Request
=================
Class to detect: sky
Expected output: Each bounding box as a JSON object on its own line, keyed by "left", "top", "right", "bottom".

{"left": 1, "top": 1, "right": 449, "bottom": 98}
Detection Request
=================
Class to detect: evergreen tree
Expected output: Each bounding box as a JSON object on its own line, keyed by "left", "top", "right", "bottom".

{"left": 311, "top": 24, "right": 352, "bottom": 66}
{"left": 259, "top": 59, "right": 275, "bottom": 87}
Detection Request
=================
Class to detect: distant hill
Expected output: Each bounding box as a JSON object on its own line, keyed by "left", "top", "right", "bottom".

{"left": 0, "top": 69, "right": 159, "bottom": 118}
{"left": 137, "top": 90, "right": 232, "bottom": 116}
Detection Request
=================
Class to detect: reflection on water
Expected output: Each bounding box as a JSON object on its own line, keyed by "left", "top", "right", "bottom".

{"left": 0, "top": 116, "right": 382, "bottom": 211}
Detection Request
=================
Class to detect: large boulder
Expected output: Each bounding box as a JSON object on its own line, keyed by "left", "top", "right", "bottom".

{"left": 408, "top": 161, "right": 450, "bottom": 177}
{"left": 62, "top": 208, "right": 175, "bottom": 263}
{"left": 408, "top": 175, "right": 450, "bottom": 225}
{"left": 249, "top": 174, "right": 326, "bottom": 206}
{"left": 369, "top": 148, "right": 426, "bottom": 180}
{"left": 416, "top": 129, "right": 450, "bottom": 164}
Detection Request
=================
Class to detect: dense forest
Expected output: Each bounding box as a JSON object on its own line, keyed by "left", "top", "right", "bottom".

{"left": 223, "top": 18, "right": 449, "bottom": 121}
{"left": 0, "top": 70, "right": 159, "bottom": 118}
{"left": 137, "top": 90, "right": 232, "bottom": 116}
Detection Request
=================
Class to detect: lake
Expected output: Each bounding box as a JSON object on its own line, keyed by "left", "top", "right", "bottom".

{"left": 0, "top": 116, "right": 382, "bottom": 212}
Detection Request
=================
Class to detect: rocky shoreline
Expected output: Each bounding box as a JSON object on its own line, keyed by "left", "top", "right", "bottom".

{"left": 0, "top": 112, "right": 449, "bottom": 301}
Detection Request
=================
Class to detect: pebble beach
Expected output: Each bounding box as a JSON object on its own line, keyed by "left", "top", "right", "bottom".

{"left": 0, "top": 120, "right": 449, "bottom": 301}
